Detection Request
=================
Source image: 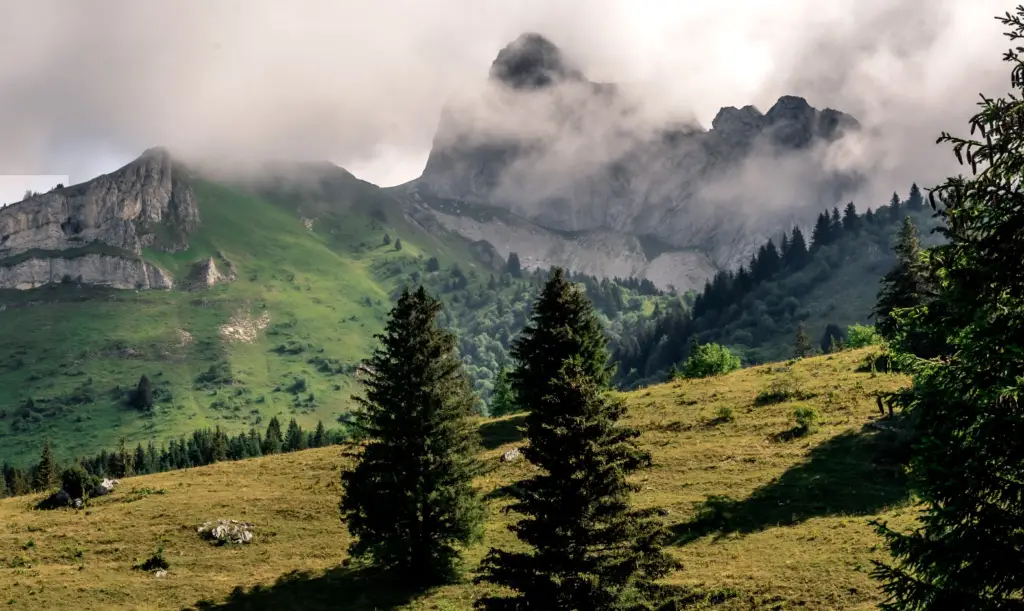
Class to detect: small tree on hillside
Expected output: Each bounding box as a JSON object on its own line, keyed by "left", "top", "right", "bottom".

{"left": 382, "top": 233, "right": 391, "bottom": 246}
{"left": 34, "top": 440, "right": 57, "bottom": 491}
{"left": 794, "top": 323, "right": 813, "bottom": 358}
{"left": 285, "top": 418, "right": 307, "bottom": 452}
{"left": 872, "top": 216, "right": 928, "bottom": 342}
{"left": 263, "top": 416, "right": 283, "bottom": 455}
{"left": 506, "top": 252, "right": 522, "bottom": 278}
{"left": 488, "top": 365, "right": 517, "bottom": 417}
{"left": 820, "top": 323, "right": 846, "bottom": 353}
{"left": 313, "top": 421, "right": 326, "bottom": 447}
{"left": 394, "top": 238, "right": 402, "bottom": 251}
{"left": 475, "top": 358, "right": 680, "bottom": 609}
{"left": 132, "top": 374, "right": 154, "bottom": 410}
{"left": 681, "top": 342, "right": 741, "bottom": 378}
{"left": 340, "top": 287, "right": 484, "bottom": 585}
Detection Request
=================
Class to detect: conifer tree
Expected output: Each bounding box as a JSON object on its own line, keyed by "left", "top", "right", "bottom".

{"left": 340, "top": 286, "right": 484, "bottom": 585}
{"left": 394, "top": 238, "right": 402, "bottom": 251}
{"left": 475, "top": 358, "right": 680, "bottom": 609}
{"left": 872, "top": 216, "right": 926, "bottom": 341}
{"left": 842, "top": 201, "right": 859, "bottom": 232}
{"left": 382, "top": 233, "right": 391, "bottom": 246}
{"left": 507, "top": 252, "right": 522, "bottom": 278}
{"left": 794, "top": 322, "right": 813, "bottom": 358}
{"left": 889, "top": 192, "right": 902, "bottom": 219}
{"left": 313, "top": 421, "right": 326, "bottom": 448}
{"left": 907, "top": 183, "right": 924, "bottom": 210}
{"left": 510, "top": 268, "right": 610, "bottom": 415}
{"left": 872, "top": 12, "right": 1024, "bottom": 607}
{"left": 109, "top": 437, "right": 134, "bottom": 478}
{"left": 285, "top": 418, "right": 307, "bottom": 452}
{"left": 787, "top": 226, "right": 809, "bottom": 267}
{"left": 34, "top": 440, "right": 57, "bottom": 490}
{"left": 263, "top": 416, "right": 283, "bottom": 455}
{"left": 133, "top": 444, "right": 148, "bottom": 475}
{"left": 9, "top": 468, "right": 29, "bottom": 496}
{"left": 811, "top": 211, "right": 832, "bottom": 249}
{"left": 0, "top": 470, "right": 7, "bottom": 498}
{"left": 830, "top": 206, "right": 842, "bottom": 234}
{"left": 132, "top": 374, "right": 154, "bottom": 410}
{"left": 488, "top": 365, "right": 517, "bottom": 417}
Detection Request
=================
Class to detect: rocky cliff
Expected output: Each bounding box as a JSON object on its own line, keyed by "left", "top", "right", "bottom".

{"left": 0, "top": 148, "right": 196, "bottom": 289}
{"left": 400, "top": 33, "right": 863, "bottom": 291}
{"left": 0, "top": 254, "right": 172, "bottom": 290}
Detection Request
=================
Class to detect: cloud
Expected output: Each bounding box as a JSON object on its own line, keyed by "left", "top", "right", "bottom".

{"left": 0, "top": 0, "right": 1012, "bottom": 203}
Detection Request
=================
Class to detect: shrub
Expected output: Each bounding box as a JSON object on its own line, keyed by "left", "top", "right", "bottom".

{"left": 755, "top": 372, "right": 806, "bottom": 405}
{"left": 715, "top": 406, "right": 735, "bottom": 423}
{"left": 682, "top": 343, "right": 741, "bottom": 379}
{"left": 136, "top": 547, "right": 169, "bottom": 571}
{"left": 60, "top": 465, "right": 97, "bottom": 501}
{"left": 846, "top": 324, "right": 881, "bottom": 348}
{"left": 793, "top": 407, "right": 819, "bottom": 435}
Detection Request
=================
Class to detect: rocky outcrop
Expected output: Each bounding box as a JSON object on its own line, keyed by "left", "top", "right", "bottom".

{"left": 0, "top": 254, "right": 173, "bottom": 290}
{"left": 0, "top": 148, "right": 199, "bottom": 258}
{"left": 182, "top": 254, "right": 236, "bottom": 290}
{"left": 403, "top": 34, "right": 863, "bottom": 285}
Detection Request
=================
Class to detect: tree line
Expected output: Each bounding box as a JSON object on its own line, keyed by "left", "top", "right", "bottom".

{"left": 0, "top": 417, "right": 346, "bottom": 498}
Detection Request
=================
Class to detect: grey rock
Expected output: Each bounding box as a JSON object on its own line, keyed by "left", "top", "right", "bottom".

{"left": 0, "top": 254, "right": 172, "bottom": 290}
{"left": 92, "top": 478, "right": 118, "bottom": 497}
{"left": 404, "top": 35, "right": 863, "bottom": 288}
{"left": 500, "top": 447, "right": 523, "bottom": 463}
{"left": 72, "top": 498, "right": 84, "bottom": 510}
{"left": 182, "top": 255, "right": 236, "bottom": 290}
{"left": 198, "top": 520, "right": 254, "bottom": 545}
{"left": 153, "top": 569, "right": 168, "bottom": 578}
{"left": 0, "top": 148, "right": 198, "bottom": 290}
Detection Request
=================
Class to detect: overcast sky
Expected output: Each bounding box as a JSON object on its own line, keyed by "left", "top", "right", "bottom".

{"left": 0, "top": 0, "right": 1012, "bottom": 196}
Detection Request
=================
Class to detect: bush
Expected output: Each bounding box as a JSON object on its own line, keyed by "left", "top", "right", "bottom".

{"left": 755, "top": 371, "right": 806, "bottom": 405}
{"left": 60, "top": 465, "right": 97, "bottom": 501}
{"left": 793, "top": 407, "right": 819, "bottom": 435}
{"left": 136, "top": 547, "right": 169, "bottom": 571}
{"left": 715, "top": 406, "right": 735, "bottom": 423}
{"left": 846, "top": 324, "right": 881, "bottom": 348}
{"left": 682, "top": 343, "right": 741, "bottom": 379}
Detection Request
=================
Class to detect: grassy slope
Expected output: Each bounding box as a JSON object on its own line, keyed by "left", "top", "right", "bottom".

{"left": 0, "top": 175, "right": 480, "bottom": 466}
{"left": 0, "top": 348, "right": 918, "bottom": 610}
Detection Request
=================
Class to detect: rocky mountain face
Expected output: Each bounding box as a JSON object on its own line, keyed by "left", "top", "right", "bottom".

{"left": 398, "top": 33, "right": 863, "bottom": 291}
{"left": 0, "top": 148, "right": 197, "bottom": 290}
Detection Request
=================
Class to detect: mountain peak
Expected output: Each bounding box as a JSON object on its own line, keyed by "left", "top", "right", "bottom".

{"left": 489, "top": 33, "right": 583, "bottom": 90}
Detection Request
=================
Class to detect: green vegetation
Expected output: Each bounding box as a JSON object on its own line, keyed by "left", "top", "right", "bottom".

{"left": 340, "top": 287, "right": 484, "bottom": 585}
{"left": 871, "top": 11, "right": 1024, "bottom": 607}
{"left": 681, "top": 341, "right": 741, "bottom": 379}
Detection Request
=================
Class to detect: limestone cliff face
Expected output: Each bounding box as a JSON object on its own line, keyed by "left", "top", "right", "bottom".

{"left": 0, "top": 148, "right": 199, "bottom": 259}
{"left": 0, "top": 254, "right": 173, "bottom": 290}
{"left": 0, "top": 148, "right": 197, "bottom": 290}
{"left": 404, "top": 33, "right": 862, "bottom": 288}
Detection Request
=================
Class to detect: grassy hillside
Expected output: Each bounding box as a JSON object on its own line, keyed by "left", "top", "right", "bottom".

{"left": 0, "top": 169, "right": 671, "bottom": 468}
{"left": 0, "top": 348, "right": 917, "bottom": 610}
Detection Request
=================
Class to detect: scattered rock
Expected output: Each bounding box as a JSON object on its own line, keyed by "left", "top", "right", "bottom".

{"left": 72, "top": 498, "right": 84, "bottom": 510}
{"left": 198, "top": 520, "right": 254, "bottom": 545}
{"left": 301, "top": 217, "right": 315, "bottom": 230}
{"left": 176, "top": 329, "right": 194, "bottom": 347}
{"left": 219, "top": 309, "right": 270, "bottom": 344}
{"left": 500, "top": 447, "right": 523, "bottom": 463}
{"left": 92, "top": 478, "right": 119, "bottom": 497}
{"left": 153, "top": 569, "right": 168, "bottom": 578}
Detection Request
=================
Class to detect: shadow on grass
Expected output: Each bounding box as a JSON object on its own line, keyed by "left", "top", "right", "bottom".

{"left": 185, "top": 565, "right": 429, "bottom": 611}
{"left": 672, "top": 421, "right": 911, "bottom": 545}
{"left": 479, "top": 413, "right": 527, "bottom": 450}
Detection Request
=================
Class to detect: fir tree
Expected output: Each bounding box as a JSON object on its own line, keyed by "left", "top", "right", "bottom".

{"left": 426, "top": 256, "right": 440, "bottom": 272}
{"left": 475, "top": 358, "right": 680, "bottom": 610}
{"left": 510, "top": 268, "right": 611, "bottom": 417}
{"left": 794, "top": 322, "right": 813, "bottom": 358}
{"left": 34, "top": 440, "right": 57, "bottom": 490}
{"left": 313, "top": 421, "right": 326, "bottom": 448}
{"left": 382, "top": 233, "right": 391, "bottom": 246}
{"left": 872, "top": 216, "right": 927, "bottom": 341}
{"left": 888, "top": 192, "right": 902, "bottom": 219}
{"left": 394, "top": 238, "right": 402, "bottom": 251}
{"left": 830, "top": 206, "right": 842, "bottom": 234}
{"left": 133, "top": 444, "right": 147, "bottom": 475}
{"left": 907, "top": 182, "right": 924, "bottom": 210}
{"left": 0, "top": 470, "right": 7, "bottom": 497}
{"left": 787, "top": 226, "right": 809, "bottom": 267}
{"left": 263, "top": 416, "right": 283, "bottom": 455}
{"left": 811, "top": 211, "right": 832, "bottom": 249}
{"left": 507, "top": 252, "right": 522, "bottom": 278}
{"left": 109, "top": 437, "right": 134, "bottom": 478}
{"left": 9, "top": 468, "right": 29, "bottom": 496}
{"left": 488, "top": 365, "right": 517, "bottom": 417}
{"left": 842, "top": 201, "right": 859, "bottom": 232}
{"left": 340, "top": 286, "right": 484, "bottom": 585}
{"left": 285, "top": 418, "right": 307, "bottom": 452}
{"left": 132, "top": 374, "right": 154, "bottom": 410}
{"left": 872, "top": 10, "right": 1024, "bottom": 607}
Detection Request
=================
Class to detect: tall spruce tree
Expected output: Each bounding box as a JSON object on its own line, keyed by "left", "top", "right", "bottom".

{"left": 907, "top": 182, "right": 924, "bottom": 210}
{"left": 340, "top": 286, "right": 484, "bottom": 585}
{"left": 794, "top": 322, "right": 813, "bottom": 358}
{"left": 842, "top": 201, "right": 859, "bottom": 232}
{"left": 263, "top": 416, "right": 283, "bottom": 455}
{"left": 313, "top": 421, "right": 326, "bottom": 448}
{"left": 488, "top": 365, "right": 517, "bottom": 417}
{"left": 510, "top": 268, "right": 611, "bottom": 412}
{"left": 475, "top": 359, "right": 680, "bottom": 610}
{"left": 34, "top": 440, "right": 57, "bottom": 490}
{"left": 871, "top": 216, "right": 927, "bottom": 341}
{"left": 872, "top": 10, "right": 1024, "bottom": 608}
{"left": 786, "top": 226, "right": 809, "bottom": 267}
{"left": 888, "top": 192, "right": 902, "bottom": 219}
